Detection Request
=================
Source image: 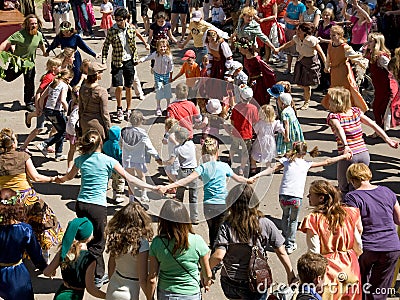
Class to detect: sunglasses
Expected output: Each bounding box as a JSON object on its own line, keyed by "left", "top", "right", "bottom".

{"left": 115, "top": 18, "right": 124, "bottom": 22}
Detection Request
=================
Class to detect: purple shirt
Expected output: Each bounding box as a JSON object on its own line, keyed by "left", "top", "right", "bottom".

{"left": 344, "top": 185, "right": 400, "bottom": 252}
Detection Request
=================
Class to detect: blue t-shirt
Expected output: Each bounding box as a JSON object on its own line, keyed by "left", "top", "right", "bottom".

{"left": 74, "top": 152, "right": 118, "bottom": 206}
{"left": 286, "top": 2, "right": 306, "bottom": 30}
{"left": 194, "top": 161, "right": 233, "bottom": 205}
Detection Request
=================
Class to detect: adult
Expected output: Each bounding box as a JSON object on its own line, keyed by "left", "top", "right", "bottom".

{"left": 256, "top": 0, "right": 278, "bottom": 63}
{"left": 0, "top": 14, "right": 46, "bottom": 112}
{"left": 180, "top": 10, "right": 227, "bottom": 66}
{"left": 325, "top": 87, "right": 399, "bottom": 194}
{"left": 300, "top": 180, "right": 362, "bottom": 300}
{"left": 79, "top": 62, "right": 111, "bottom": 141}
{"left": 45, "top": 21, "right": 98, "bottom": 87}
{"left": 102, "top": 7, "right": 139, "bottom": 122}
{"left": 0, "top": 128, "right": 62, "bottom": 261}
{"left": 341, "top": 0, "right": 371, "bottom": 52}
{"left": 210, "top": 184, "right": 297, "bottom": 299}
{"left": 321, "top": 25, "right": 368, "bottom": 112}
{"left": 232, "top": 7, "right": 276, "bottom": 53}
{"left": 166, "top": 83, "right": 202, "bottom": 139}
{"left": 364, "top": 32, "right": 400, "bottom": 133}
{"left": 171, "top": 0, "right": 189, "bottom": 41}
{"left": 283, "top": 0, "right": 306, "bottom": 74}
{"left": 148, "top": 199, "right": 212, "bottom": 299}
{"left": 222, "top": 0, "right": 244, "bottom": 28}
{"left": 0, "top": 188, "right": 47, "bottom": 300}
{"left": 277, "top": 22, "right": 326, "bottom": 110}
{"left": 236, "top": 37, "right": 276, "bottom": 106}
{"left": 69, "top": 0, "right": 95, "bottom": 38}
{"left": 57, "top": 129, "right": 159, "bottom": 288}
{"left": 302, "top": 0, "right": 321, "bottom": 26}
{"left": 344, "top": 163, "right": 400, "bottom": 299}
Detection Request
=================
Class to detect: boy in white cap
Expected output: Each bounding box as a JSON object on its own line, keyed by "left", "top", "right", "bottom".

{"left": 229, "top": 85, "right": 259, "bottom": 175}
{"left": 225, "top": 61, "right": 248, "bottom": 104}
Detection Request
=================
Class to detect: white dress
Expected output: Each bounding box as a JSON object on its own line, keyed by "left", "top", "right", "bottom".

{"left": 251, "top": 120, "right": 285, "bottom": 163}
{"left": 106, "top": 238, "right": 149, "bottom": 300}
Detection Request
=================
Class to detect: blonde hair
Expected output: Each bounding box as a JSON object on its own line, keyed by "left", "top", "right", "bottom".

{"left": 156, "top": 39, "right": 171, "bottom": 56}
{"left": 346, "top": 163, "right": 372, "bottom": 183}
{"left": 259, "top": 105, "right": 276, "bottom": 123}
{"left": 327, "top": 87, "right": 352, "bottom": 113}
{"left": 322, "top": 8, "right": 334, "bottom": 20}
{"left": 165, "top": 118, "right": 179, "bottom": 131}
{"left": 46, "top": 57, "right": 62, "bottom": 71}
{"left": 175, "top": 83, "right": 189, "bottom": 99}
{"left": 330, "top": 25, "right": 345, "bottom": 42}
{"left": 240, "top": 6, "right": 257, "bottom": 19}
{"left": 359, "top": 3, "right": 371, "bottom": 16}
{"left": 276, "top": 80, "right": 291, "bottom": 93}
{"left": 129, "top": 110, "right": 144, "bottom": 126}
{"left": 201, "top": 137, "right": 218, "bottom": 156}
{"left": 286, "top": 141, "right": 319, "bottom": 162}
{"left": 60, "top": 237, "right": 93, "bottom": 269}
{"left": 367, "top": 32, "right": 390, "bottom": 63}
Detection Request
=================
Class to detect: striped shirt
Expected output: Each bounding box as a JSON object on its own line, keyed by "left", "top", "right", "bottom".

{"left": 327, "top": 107, "right": 368, "bottom": 155}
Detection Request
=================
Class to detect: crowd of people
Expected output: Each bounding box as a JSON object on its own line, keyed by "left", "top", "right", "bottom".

{"left": 1, "top": 0, "right": 400, "bottom": 299}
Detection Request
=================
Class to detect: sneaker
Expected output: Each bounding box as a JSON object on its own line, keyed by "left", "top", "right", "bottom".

{"left": 117, "top": 109, "right": 124, "bottom": 122}
{"left": 115, "top": 194, "right": 125, "bottom": 203}
{"left": 125, "top": 109, "right": 131, "bottom": 121}
{"left": 36, "top": 142, "right": 48, "bottom": 157}
{"left": 285, "top": 243, "right": 298, "bottom": 255}
{"left": 141, "top": 194, "right": 150, "bottom": 202}
{"left": 55, "top": 154, "right": 67, "bottom": 162}
{"left": 156, "top": 108, "right": 162, "bottom": 116}
{"left": 94, "top": 274, "right": 109, "bottom": 288}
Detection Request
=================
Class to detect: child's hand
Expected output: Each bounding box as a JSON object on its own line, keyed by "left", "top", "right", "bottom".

{"left": 284, "top": 136, "right": 290, "bottom": 143}
{"left": 344, "top": 152, "right": 352, "bottom": 160}
{"left": 247, "top": 177, "right": 256, "bottom": 184}
{"left": 157, "top": 185, "right": 168, "bottom": 195}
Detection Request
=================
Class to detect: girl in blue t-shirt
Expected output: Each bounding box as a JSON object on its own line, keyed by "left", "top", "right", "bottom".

{"left": 160, "top": 137, "right": 252, "bottom": 247}
{"left": 57, "top": 129, "right": 159, "bottom": 286}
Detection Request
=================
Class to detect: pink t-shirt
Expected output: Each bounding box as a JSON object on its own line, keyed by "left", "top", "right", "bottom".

{"left": 350, "top": 15, "right": 371, "bottom": 45}
{"left": 231, "top": 102, "right": 259, "bottom": 139}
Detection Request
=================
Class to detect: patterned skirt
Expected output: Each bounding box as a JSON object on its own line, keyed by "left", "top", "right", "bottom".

{"left": 20, "top": 188, "right": 63, "bottom": 250}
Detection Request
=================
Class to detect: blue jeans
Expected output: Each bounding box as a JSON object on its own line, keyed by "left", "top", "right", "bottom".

{"left": 221, "top": 276, "right": 268, "bottom": 300}
{"left": 71, "top": 1, "right": 93, "bottom": 34}
{"left": 43, "top": 108, "right": 66, "bottom": 155}
{"left": 279, "top": 194, "right": 301, "bottom": 248}
{"left": 194, "top": 46, "right": 207, "bottom": 67}
{"left": 157, "top": 288, "right": 201, "bottom": 300}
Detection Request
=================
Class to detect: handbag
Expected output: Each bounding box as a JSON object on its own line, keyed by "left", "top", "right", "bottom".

{"left": 248, "top": 233, "right": 273, "bottom": 293}
{"left": 42, "top": 0, "right": 52, "bottom": 22}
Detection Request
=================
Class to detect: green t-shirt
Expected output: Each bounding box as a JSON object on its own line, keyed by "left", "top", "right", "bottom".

{"left": 7, "top": 29, "right": 43, "bottom": 61}
{"left": 149, "top": 233, "right": 209, "bottom": 295}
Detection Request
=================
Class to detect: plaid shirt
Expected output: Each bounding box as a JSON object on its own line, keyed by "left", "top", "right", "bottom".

{"left": 102, "top": 24, "right": 138, "bottom": 67}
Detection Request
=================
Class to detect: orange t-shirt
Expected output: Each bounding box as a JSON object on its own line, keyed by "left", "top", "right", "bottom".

{"left": 180, "top": 62, "right": 201, "bottom": 87}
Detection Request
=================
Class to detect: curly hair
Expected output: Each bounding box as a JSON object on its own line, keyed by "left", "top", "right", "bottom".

{"left": 77, "top": 129, "right": 102, "bottom": 155}
{"left": 0, "top": 188, "right": 26, "bottom": 224}
{"left": 0, "top": 128, "right": 16, "bottom": 154}
{"left": 106, "top": 202, "right": 153, "bottom": 257}
{"left": 225, "top": 184, "right": 262, "bottom": 243}
{"left": 310, "top": 180, "right": 347, "bottom": 231}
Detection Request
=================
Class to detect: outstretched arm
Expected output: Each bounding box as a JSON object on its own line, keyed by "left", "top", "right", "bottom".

{"left": 310, "top": 152, "right": 351, "bottom": 168}
{"left": 114, "top": 163, "right": 158, "bottom": 190}
{"left": 360, "top": 114, "right": 399, "bottom": 148}
{"left": 249, "top": 163, "right": 284, "bottom": 180}
{"left": 159, "top": 171, "right": 200, "bottom": 194}
{"left": 275, "top": 245, "right": 297, "bottom": 284}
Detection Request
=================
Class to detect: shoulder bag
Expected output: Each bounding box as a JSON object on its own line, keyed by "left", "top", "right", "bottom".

{"left": 248, "top": 232, "right": 273, "bottom": 293}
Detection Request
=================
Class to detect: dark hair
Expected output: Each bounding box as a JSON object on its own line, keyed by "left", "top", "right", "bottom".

{"left": 297, "top": 252, "right": 328, "bottom": 284}
{"left": 0, "top": 189, "right": 26, "bottom": 224}
{"left": 114, "top": 7, "right": 130, "bottom": 20}
{"left": 158, "top": 200, "right": 194, "bottom": 255}
{"left": 85, "top": 73, "right": 98, "bottom": 84}
{"left": 298, "top": 22, "right": 316, "bottom": 36}
{"left": 78, "top": 129, "right": 102, "bottom": 155}
{"left": 225, "top": 184, "right": 262, "bottom": 243}
{"left": 155, "top": 11, "right": 167, "bottom": 20}
{"left": 236, "top": 37, "right": 256, "bottom": 55}
{"left": 58, "top": 21, "right": 75, "bottom": 37}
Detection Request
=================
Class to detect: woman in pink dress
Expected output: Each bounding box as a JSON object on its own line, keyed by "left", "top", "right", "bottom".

{"left": 300, "top": 180, "right": 363, "bottom": 300}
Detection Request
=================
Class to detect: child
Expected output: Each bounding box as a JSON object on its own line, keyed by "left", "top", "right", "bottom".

{"left": 22, "top": 57, "right": 63, "bottom": 154}
{"left": 121, "top": 110, "right": 162, "bottom": 202}
{"left": 160, "top": 137, "right": 252, "bottom": 247}
{"left": 268, "top": 81, "right": 297, "bottom": 118}
{"left": 225, "top": 61, "right": 248, "bottom": 104}
{"left": 100, "top": 0, "right": 114, "bottom": 33}
{"left": 52, "top": 0, "right": 71, "bottom": 34}
{"left": 276, "top": 93, "right": 304, "bottom": 156}
{"left": 296, "top": 252, "right": 328, "bottom": 299}
{"left": 57, "top": 129, "right": 159, "bottom": 285}
{"left": 103, "top": 126, "right": 125, "bottom": 203}
{"left": 105, "top": 202, "right": 154, "bottom": 299}
{"left": 162, "top": 127, "right": 199, "bottom": 224}
{"left": 229, "top": 85, "right": 259, "bottom": 175}
{"left": 66, "top": 92, "right": 80, "bottom": 173}
{"left": 138, "top": 39, "right": 173, "bottom": 116}
{"left": 43, "top": 217, "right": 107, "bottom": 299}
{"left": 250, "top": 142, "right": 351, "bottom": 254}
{"left": 36, "top": 69, "right": 74, "bottom": 161}
{"left": 251, "top": 104, "right": 284, "bottom": 169}
{"left": 172, "top": 50, "right": 201, "bottom": 103}
{"left": 162, "top": 118, "right": 180, "bottom": 194}
{"left": 210, "top": 0, "right": 226, "bottom": 28}
{"left": 198, "top": 99, "right": 225, "bottom": 144}
{"left": 0, "top": 189, "right": 47, "bottom": 300}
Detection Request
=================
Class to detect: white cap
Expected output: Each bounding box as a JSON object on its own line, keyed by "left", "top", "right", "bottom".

{"left": 239, "top": 85, "right": 253, "bottom": 102}
{"left": 279, "top": 93, "right": 292, "bottom": 106}
{"left": 226, "top": 61, "right": 243, "bottom": 75}
{"left": 192, "top": 10, "right": 202, "bottom": 22}
{"left": 206, "top": 99, "right": 222, "bottom": 115}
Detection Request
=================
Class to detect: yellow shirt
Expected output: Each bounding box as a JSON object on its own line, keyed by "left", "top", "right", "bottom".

{"left": 188, "top": 21, "right": 213, "bottom": 48}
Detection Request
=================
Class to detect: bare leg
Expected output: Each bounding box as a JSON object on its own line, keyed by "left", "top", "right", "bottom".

{"left": 264, "top": 45, "right": 271, "bottom": 62}
{"left": 171, "top": 13, "right": 178, "bottom": 34}
{"left": 142, "top": 15, "right": 150, "bottom": 34}
{"left": 125, "top": 87, "right": 133, "bottom": 111}
{"left": 115, "top": 86, "right": 124, "bottom": 108}
{"left": 22, "top": 128, "right": 44, "bottom": 149}
{"left": 180, "top": 13, "right": 187, "bottom": 40}
{"left": 67, "top": 142, "right": 77, "bottom": 172}
{"left": 287, "top": 55, "right": 293, "bottom": 73}
{"left": 301, "top": 85, "right": 311, "bottom": 110}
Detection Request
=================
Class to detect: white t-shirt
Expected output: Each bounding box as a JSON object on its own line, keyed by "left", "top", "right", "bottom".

{"left": 172, "top": 140, "right": 197, "bottom": 168}
{"left": 101, "top": 2, "right": 113, "bottom": 13}
{"left": 45, "top": 81, "right": 68, "bottom": 111}
{"left": 278, "top": 157, "right": 313, "bottom": 198}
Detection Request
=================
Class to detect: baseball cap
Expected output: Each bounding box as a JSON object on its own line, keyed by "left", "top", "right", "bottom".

{"left": 267, "top": 84, "right": 285, "bottom": 98}
{"left": 87, "top": 62, "right": 107, "bottom": 76}
{"left": 182, "top": 49, "right": 196, "bottom": 60}
{"left": 192, "top": 10, "right": 202, "bottom": 22}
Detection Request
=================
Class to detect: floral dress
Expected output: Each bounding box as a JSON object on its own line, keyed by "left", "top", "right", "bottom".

{"left": 276, "top": 106, "right": 304, "bottom": 155}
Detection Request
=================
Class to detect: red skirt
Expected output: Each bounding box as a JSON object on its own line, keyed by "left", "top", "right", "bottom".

{"left": 101, "top": 14, "right": 113, "bottom": 30}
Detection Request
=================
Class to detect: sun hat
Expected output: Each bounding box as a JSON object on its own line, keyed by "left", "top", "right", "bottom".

{"left": 182, "top": 49, "right": 196, "bottom": 60}
{"left": 206, "top": 99, "right": 222, "bottom": 115}
{"left": 87, "top": 62, "right": 107, "bottom": 76}
{"left": 267, "top": 84, "right": 285, "bottom": 98}
{"left": 279, "top": 93, "right": 292, "bottom": 106}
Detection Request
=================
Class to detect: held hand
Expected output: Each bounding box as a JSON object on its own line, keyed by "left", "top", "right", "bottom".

{"left": 247, "top": 177, "right": 256, "bottom": 184}
{"left": 157, "top": 185, "right": 168, "bottom": 195}
{"left": 343, "top": 145, "right": 353, "bottom": 159}
{"left": 386, "top": 138, "right": 399, "bottom": 149}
